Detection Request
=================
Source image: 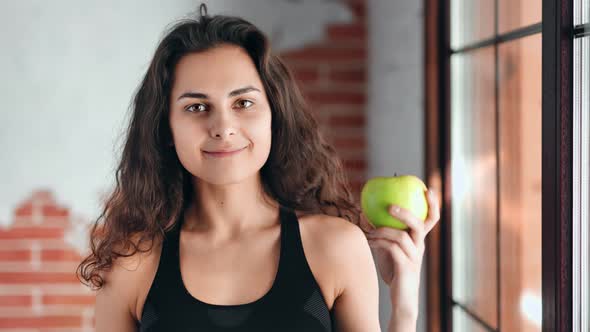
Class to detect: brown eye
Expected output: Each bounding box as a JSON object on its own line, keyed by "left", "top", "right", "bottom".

{"left": 235, "top": 100, "right": 254, "bottom": 109}
{"left": 186, "top": 103, "right": 208, "bottom": 113}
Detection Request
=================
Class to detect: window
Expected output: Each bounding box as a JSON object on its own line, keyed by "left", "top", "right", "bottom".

{"left": 424, "top": 0, "right": 589, "bottom": 330}
{"left": 449, "top": 0, "right": 542, "bottom": 330}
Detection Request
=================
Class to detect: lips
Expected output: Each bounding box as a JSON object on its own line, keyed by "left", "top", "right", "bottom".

{"left": 202, "top": 146, "right": 247, "bottom": 157}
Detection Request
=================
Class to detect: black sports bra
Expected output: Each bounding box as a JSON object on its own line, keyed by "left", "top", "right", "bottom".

{"left": 138, "top": 205, "right": 335, "bottom": 331}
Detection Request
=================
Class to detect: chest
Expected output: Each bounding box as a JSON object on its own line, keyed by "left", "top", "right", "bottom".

{"left": 178, "top": 224, "right": 336, "bottom": 310}
{"left": 179, "top": 231, "right": 282, "bottom": 305}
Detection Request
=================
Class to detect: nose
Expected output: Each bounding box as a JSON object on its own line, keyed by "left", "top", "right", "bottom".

{"left": 208, "top": 111, "right": 237, "bottom": 139}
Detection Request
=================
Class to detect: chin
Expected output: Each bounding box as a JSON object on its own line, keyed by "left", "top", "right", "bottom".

{"left": 193, "top": 168, "right": 261, "bottom": 186}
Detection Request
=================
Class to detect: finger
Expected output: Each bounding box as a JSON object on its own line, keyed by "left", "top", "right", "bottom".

{"left": 388, "top": 204, "right": 425, "bottom": 244}
{"left": 424, "top": 188, "right": 441, "bottom": 234}
{"left": 367, "top": 228, "right": 420, "bottom": 261}
{"left": 368, "top": 238, "right": 410, "bottom": 265}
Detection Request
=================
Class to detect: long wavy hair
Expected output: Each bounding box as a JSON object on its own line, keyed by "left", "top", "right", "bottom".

{"left": 77, "top": 4, "right": 360, "bottom": 289}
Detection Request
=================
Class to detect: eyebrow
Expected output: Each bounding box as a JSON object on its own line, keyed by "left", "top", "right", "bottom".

{"left": 176, "top": 86, "right": 261, "bottom": 101}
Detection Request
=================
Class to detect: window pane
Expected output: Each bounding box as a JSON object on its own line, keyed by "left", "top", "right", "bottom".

{"left": 573, "top": 35, "right": 590, "bottom": 332}
{"left": 450, "top": 0, "right": 495, "bottom": 49}
{"left": 498, "top": 0, "right": 541, "bottom": 34}
{"left": 451, "top": 46, "right": 498, "bottom": 329}
{"left": 575, "top": 0, "right": 590, "bottom": 25}
{"left": 453, "top": 306, "right": 490, "bottom": 332}
{"left": 498, "top": 33, "right": 543, "bottom": 331}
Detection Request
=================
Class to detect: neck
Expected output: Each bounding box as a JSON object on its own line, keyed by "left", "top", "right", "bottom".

{"left": 185, "top": 173, "right": 279, "bottom": 239}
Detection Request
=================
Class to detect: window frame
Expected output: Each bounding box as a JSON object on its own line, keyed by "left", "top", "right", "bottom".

{"left": 424, "top": 0, "right": 580, "bottom": 331}
{"left": 541, "top": 0, "right": 574, "bottom": 330}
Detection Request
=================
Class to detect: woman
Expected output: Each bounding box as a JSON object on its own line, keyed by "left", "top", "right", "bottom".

{"left": 77, "top": 4, "right": 440, "bottom": 331}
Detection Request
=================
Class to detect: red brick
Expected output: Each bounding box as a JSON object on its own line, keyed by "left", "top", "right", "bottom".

{"left": 43, "top": 295, "right": 95, "bottom": 306}
{"left": 316, "top": 106, "right": 365, "bottom": 119}
{"left": 329, "top": 127, "right": 365, "bottom": 138}
{"left": 302, "top": 83, "right": 366, "bottom": 96}
{"left": 0, "top": 295, "right": 32, "bottom": 306}
{"left": 41, "top": 249, "right": 82, "bottom": 262}
{"left": 41, "top": 205, "right": 69, "bottom": 218}
{"left": 0, "top": 316, "right": 82, "bottom": 328}
{"left": 282, "top": 46, "right": 366, "bottom": 62}
{"left": 0, "top": 250, "right": 31, "bottom": 261}
{"left": 292, "top": 68, "right": 319, "bottom": 82}
{"left": 327, "top": 24, "right": 366, "bottom": 41}
{"left": 344, "top": 159, "right": 367, "bottom": 170}
{"left": 333, "top": 137, "right": 366, "bottom": 149}
{"left": 329, "top": 68, "right": 366, "bottom": 83}
{"left": 329, "top": 115, "right": 365, "bottom": 127}
{"left": 0, "top": 272, "right": 79, "bottom": 284}
{"left": 0, "top": 228, "right": 64, "bottom": 240}
{"left": 307, "top": 92, "right": 366, "bottom": 105}
{"left": 14, "top": 203, "right": 33, "bottom": 217}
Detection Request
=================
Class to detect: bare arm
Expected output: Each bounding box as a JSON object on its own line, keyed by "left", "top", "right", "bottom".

{"left": 94, "top": 262, "right": 139, "bottom": 332}
{"left": 328, "top": 219, "right": 382, "bottom": 332}
{"left": 387, "top": 307, "right": 418, "bottom": 331}
{"left": 93, "top": 237, "right": 161, "bottom": 332}
{"left": 366, "top": 188, "right": 441, "bottom": 332}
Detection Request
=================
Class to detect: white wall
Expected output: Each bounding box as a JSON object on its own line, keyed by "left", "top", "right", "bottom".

{"left": 367, "top": 0, "right": 427, "bottom": 330}
{"left": 0, "top": 0, "right": 198, "bottom": 228}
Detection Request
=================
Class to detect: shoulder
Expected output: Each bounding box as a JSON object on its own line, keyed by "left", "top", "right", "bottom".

{"left": 298, "top": 213, "right": 365, "bottom": 247}
{"left": 94, "top": 233, "right": 163, "bottom": 328}
{"left": 298, "top": 213, "right": 381, "bottom": 330}
{"left": 297, "top": 213, "right": 372, "bottom": 296}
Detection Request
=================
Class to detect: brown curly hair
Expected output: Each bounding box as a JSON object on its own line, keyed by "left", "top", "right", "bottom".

{"left": 77, "top": 4, "right": 360, "bottom": 289}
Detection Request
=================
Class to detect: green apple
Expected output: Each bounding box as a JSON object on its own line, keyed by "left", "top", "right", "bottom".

{"left": 361, "top": 175, "right": 428, "bottom": 230}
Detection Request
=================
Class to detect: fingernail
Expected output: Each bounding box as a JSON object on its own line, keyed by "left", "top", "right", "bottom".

{"left": 390, "top": 205, "right": 400, "bottom": 213}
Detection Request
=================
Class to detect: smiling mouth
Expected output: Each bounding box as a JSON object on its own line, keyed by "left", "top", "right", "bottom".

{"left": 202, "top": 146, "right": 247, "bottom": 158}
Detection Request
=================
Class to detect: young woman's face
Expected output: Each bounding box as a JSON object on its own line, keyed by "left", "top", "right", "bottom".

{"left": 168, "top": 44, "right": 272, "bottom": 185}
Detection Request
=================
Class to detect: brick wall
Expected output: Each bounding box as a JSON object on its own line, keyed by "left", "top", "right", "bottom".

{"left": 281, "top": 0, "right": 367, "bottom": 197}
{"left": 0, "top": 190, "right": 94, "bottom": 331}
{"left": 0, "top": 1, "right": 367, "bottom": 330}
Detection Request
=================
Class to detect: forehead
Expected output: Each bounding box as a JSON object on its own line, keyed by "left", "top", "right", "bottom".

{"left": 171, "top": 44, "right": 263, "bottom": 95}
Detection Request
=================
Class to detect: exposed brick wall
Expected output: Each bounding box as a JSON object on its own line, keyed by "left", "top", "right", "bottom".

{"left": 0, "top": 1, "right": 367, "bottom": 330}
{"left": 280, "top": 0, "right": 367, "bottom": 198}
{"left": 0, "top": 190, "right": 94, "bottom": 331}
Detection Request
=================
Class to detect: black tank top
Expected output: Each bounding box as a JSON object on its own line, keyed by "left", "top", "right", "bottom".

{"left": 138, "top": 206, "right": 335, "bottom": 331}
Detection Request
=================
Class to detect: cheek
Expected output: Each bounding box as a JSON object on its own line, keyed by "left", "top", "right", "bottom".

{"left": 170, "top": 114, "right": 204, "bottom": 142}
{"left": 238, "top": 112, "right": 272, "bottom": 171}
{"left": 169, "top": 120, "right": 206, "bottom": 162}
{"left": 249, "top": 113, "right": 272, "bottom": 150}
